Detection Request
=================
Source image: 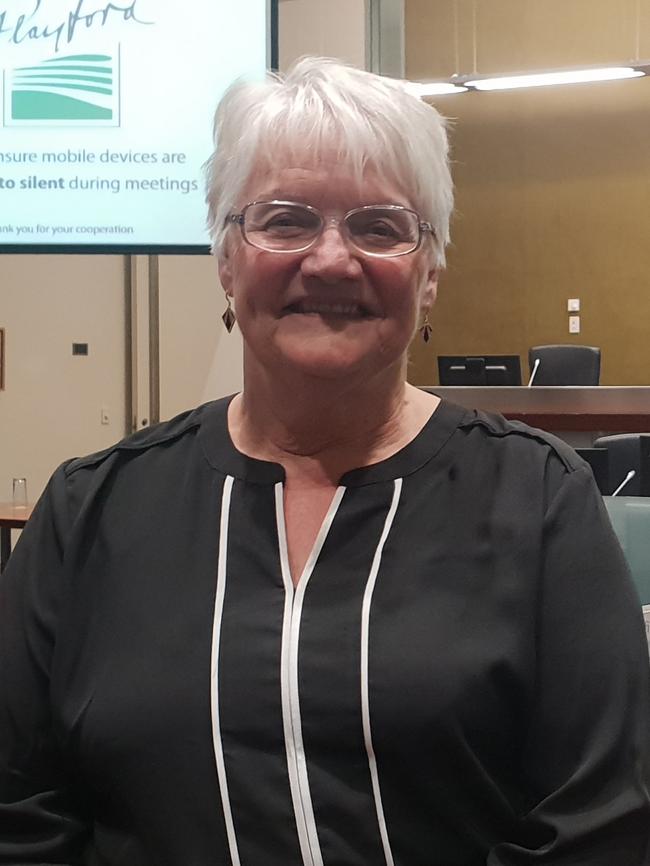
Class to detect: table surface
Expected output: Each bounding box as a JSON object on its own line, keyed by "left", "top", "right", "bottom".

{"left": 0, "top": 503, "right": 34, "bottom": 528}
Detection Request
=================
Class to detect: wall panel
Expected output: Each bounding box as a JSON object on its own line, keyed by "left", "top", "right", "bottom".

{"left": 0, "top": 256, "right": 125, "bottom": 502}
{"left": 405, "top": 0, "right": 650, "bottom": 385}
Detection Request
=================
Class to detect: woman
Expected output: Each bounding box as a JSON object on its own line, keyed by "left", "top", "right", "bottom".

{"left": 0, "top": 58, "right": 648, "bottom": 865}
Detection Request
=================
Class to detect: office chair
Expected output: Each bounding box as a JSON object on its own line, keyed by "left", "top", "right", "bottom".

{"left": 574, "top": 447, "right": 610, "bottom": 495}
{"left": 528, "top": 345, "right": 601, "bottom": 386}
{"left": 593, "top": 433, "right": 650, "bottom": 496}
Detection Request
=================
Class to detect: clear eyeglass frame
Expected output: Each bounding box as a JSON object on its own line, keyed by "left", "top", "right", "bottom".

{"left": 227, "top": 200, "right": 435, "bottom": 258}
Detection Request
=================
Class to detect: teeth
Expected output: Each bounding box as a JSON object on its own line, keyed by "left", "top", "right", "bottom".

{"left": 296, "top": 302, "right": 362, "bottom": 315}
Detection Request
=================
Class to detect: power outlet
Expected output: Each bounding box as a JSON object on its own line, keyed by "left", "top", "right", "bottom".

{"left": 569, "top": 315, "right": 580, "bottom": 334}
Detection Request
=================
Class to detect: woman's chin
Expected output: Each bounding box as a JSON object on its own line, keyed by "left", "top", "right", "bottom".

{"left": 258, "top": 337, "right": 382, "bottom": 381}
{"left": 277, "top": 347, "right": 372, "bottom": 380}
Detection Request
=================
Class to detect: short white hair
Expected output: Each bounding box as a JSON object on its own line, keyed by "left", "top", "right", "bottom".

{"left": 205, "top": 56, "right": 453, "bottom": 267}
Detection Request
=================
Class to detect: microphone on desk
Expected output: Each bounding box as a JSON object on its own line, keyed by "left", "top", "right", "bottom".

{"left": 527, "top": 358, "right": 540, "bottom": 387}
{"left": 611, "top": 470, "right": 636, "bottom": 497}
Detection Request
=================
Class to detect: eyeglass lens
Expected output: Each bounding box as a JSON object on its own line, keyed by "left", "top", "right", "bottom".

{"left": 243, "top": 202, "right": 419, "bottom": 255}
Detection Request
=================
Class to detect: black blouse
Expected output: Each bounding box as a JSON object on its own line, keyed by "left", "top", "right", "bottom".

{"left": 1, "top": 397, "right": 648, "bottom": 865}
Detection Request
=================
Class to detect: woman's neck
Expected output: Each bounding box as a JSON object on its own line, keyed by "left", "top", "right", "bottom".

{"left": 228, "top": 363, "right": 439, "bottom": 484}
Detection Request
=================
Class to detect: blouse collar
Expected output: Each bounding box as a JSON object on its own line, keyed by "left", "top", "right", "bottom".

{"left": 199, "top": 394, "right": 468, "bottom": 487}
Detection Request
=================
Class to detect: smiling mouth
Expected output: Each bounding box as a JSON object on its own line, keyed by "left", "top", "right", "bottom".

{"left": 283, "top": 300, "right": 374, "bottom": 318}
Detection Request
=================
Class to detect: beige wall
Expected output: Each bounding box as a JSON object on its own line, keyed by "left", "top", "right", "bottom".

{"left": 159, "top": 256, "right": 243, "bottom": 421}
{"left": 0, "top": 254, "right": 245, "bottom": 506}
{"left": 279, "top": 0, "right": 366, "bottom": 68}
{"left": 0, "top": 256, "right": 126, "bottom": 501}
{"left": 0, "top": 254, "right": 246, "bottom": 504}
{"left": 405, "top": 0, "right": 650, "bottom": 385}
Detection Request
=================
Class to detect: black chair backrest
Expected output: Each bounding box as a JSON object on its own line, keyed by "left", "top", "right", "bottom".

{"left": 574, "top": 447, "right": 610, "bottom": 495}
{"left": 528, "top": 344, "right": 601, "bottom": 386}
{"left": 593, "top": 433, "right": 650, "bottom": 496}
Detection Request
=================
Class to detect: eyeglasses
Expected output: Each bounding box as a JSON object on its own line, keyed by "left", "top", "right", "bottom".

{"left": 227, "top": 200, "right": 435, "bottom": 257}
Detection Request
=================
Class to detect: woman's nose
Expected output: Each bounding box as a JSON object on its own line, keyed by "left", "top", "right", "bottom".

{"left": 300, "top": 224, "right": 363, "bottom": 282}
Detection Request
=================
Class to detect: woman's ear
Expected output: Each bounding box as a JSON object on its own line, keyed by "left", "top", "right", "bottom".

{"left": 218, "top": 244, "right": 233, "bottom": 295}
{"left": 421, "top": 267, "right": 439, "bottom": 310}
{"left": 219, "top": 265, "right": 232, "bottom": 296}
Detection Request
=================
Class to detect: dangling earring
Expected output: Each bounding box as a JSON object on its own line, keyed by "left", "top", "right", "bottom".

{"left": 419, "top": 311, "right": 432, "bottom": 344}
{"left": 222, "top": 294, "right": 236, "bottom": 333}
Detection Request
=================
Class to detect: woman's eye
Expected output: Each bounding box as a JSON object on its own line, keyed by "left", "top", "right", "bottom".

{"left": 363, "top": 221, "right": 401, "bottom": 239}
{"left": 357, "top": 220, "right": 403, "bottom": 245}
{"left": 260, "top": 211, "right": 316, "bottom": 234}
{"left": 265, "top": 213, "right": 302, "bottom": 229}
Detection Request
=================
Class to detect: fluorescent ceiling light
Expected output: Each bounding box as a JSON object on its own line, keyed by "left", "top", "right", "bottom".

{"left": 464, "top": 66, "right": 646, "bottom": 91}
{"left": 406, "top": 81, "right": 468, "bottom": 97}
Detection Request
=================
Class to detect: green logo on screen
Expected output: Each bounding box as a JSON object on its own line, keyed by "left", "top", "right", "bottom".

{"left": 4, "top": 51, "right": 120, "bottom": 127}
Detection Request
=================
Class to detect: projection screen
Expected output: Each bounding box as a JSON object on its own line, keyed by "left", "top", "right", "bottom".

{"left": 0, "top": 0, "right": 273, "bottom": 253}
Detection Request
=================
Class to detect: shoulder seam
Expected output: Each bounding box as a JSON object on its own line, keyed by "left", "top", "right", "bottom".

{"left": 63, "top": 414, "right": 203, "bottom": 477}
{"left": 458, "top": 411, "right": 581, "bottom": 473}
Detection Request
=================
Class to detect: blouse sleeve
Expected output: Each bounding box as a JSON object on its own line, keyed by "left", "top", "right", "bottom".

{"left": 489, "top": 465, "right": 650, "bottom": 865}
{"left": 0, "top": 465, "right": 90, "bottom": 863}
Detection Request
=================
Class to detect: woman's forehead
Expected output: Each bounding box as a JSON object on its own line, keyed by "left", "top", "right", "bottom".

{"left": 241, "top": 148, "right": 413, "bottom": 209}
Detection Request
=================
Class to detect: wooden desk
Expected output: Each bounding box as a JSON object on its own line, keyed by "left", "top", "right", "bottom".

{"left": 0, "top": 503, "right": 34, "bottom": 572}
{"left": 425, "top": 386, "right": 650, "bottom": 434}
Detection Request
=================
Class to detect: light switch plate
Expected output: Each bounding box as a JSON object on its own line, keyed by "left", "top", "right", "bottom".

{"left": 567, "top": 298, "right": 580, "bottom": 312}
{"left": 569, "top": 315, "right": 580, "bottom": 333}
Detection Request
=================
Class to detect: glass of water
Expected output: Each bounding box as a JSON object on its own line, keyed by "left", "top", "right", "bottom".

{"left": 12, "top": 478, "right": 28, "bottom": 508}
